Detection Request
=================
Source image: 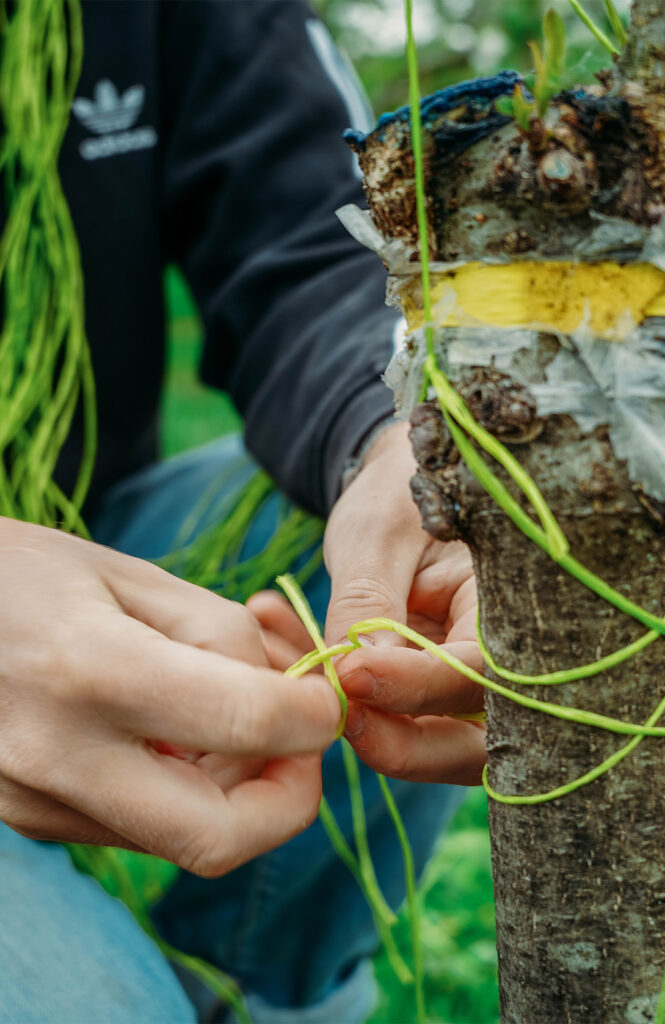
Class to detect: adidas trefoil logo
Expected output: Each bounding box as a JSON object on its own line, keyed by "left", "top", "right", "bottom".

{"left": 72, "top": 79, "right": 157, "bottom": 161}
{"left": 73, "top": 80, "right": 145, "bottom": 133}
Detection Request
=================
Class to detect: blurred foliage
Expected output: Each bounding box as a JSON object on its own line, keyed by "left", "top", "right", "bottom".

{"left": 313, "top": 0, "right": 628, "bottom": 117}
{"left": 370, "top": 789, "right": 499, "bottom": 1024}
{"left": 161, "top": 267, "right": 240, "bottom": 458}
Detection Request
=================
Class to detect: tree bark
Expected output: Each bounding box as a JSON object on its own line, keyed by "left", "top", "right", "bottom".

{"left": 411, "top": 374, "right": 665, "bottom": 1023}
{"left": 350, "top": 1, "right": 665, "bottom": 1019}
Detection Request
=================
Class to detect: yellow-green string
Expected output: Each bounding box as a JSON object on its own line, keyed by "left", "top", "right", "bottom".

{"left": 279, "top": 574, "right": 418, "bottom": 992}
{"left": 277, "top": 572, "right": 348, "bottom": 736}
{"left": 377, "top": 774, "right": 426, "bottom": 1024}
{"left": 479, "top": 616, "right": 659, "bottom": 686}
{"left": 318, "top": 793, "right": 414, "bottom": 987}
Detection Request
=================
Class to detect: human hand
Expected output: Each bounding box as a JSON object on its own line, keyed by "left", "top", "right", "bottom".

{"left": 0, "top": 518, "right": 339, "bottom": 875}
{"left": 247, "top": 589, "right": 318, "bottom": 673}
{"left": 324, "top": 422, "right": 486, "bottom": 784}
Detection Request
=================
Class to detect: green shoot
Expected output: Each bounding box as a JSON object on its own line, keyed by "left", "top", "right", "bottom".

{"left": 496, "top": 10, "right": 566, "bottom": 128}
{"left": 496, "top": 85, "right": 534, "bottom": 132}
{"left": 603, "top": 0, "right": 628, "bottom": 47}
{"left": 567, "top": 0, "right": 620, "bottom": 55}
{"left": 513, "top": 83, "right": 535, "bottom": 131}
{"left": 531, "top": 9, "right": 566, "bottom": 117}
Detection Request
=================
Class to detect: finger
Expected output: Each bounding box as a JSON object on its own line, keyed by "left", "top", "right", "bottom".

{"left": 445, "top": 602, "right": 479, "bottom": 644}
{"left": 337, "top": 642, "right": 485, "bottom": 716}
{"left": 42, "top": 741, "right": 323, "bottom": 876}
{"left": 148, "top": 742, "right": 264, "bottom": 790}
{"left": 90, "top": 613, "right": 340, "bottom": 756}
{"left": 343, "top": 703, "right": 486, "bottom": 784}
{"left": 447, "top": 576, "right": 478, "bottom": 634}
{"left": 194, "top": 752, "right": 264, "bottom": 790}
{"left": 407, "top": 541, "right": 475, "bottom": 622}
{"left": 103, "top": 554, "right": 267, "bottom": 666}
{"left": 0, "top": 776, "right": 146, "bottom": 850}
{"left": 406, "top": 572, "right": 477, "bottom": 645}
{"left": 324, "top": 426, "right": 428, "bottom": 648}
{"left": 247, "top": 591, "right": 314, "bottom": 653}
{"left": 260, "top": 630, "right": 315, "bottom": 673}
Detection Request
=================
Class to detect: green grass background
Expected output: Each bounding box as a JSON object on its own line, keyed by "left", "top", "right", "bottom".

{"left": 161, "top": 268, "right": 499, "bottom": 1024}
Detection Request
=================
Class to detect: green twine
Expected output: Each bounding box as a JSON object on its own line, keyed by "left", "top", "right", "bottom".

{"left": 402, "top": 0, "right": 665, "bottom": 800}
{"left": 377, "top": 774, "right": 425, "bottom": 1024}
{"left": 278, "top": 572, "right": 348, "bottom": 735}
{"left": 0, "top": 0, "right": 96, "bottom": 534}
{"left": 279, "top": 574, "right": 426, "bottom": 1019}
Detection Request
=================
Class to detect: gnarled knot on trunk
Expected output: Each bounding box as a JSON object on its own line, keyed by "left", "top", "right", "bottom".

{"left": 455, "top": 366, "right": 541, "bottom": 442}
{"left": 408, "top": 370, "right": 541, "bottom": 542}
{"left": 409, "top": 402, "right": 462, "bottom": 542}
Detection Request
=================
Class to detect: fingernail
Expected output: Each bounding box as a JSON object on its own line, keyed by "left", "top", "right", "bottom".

{"left": 357, "top": 634, "right": 375, "bottom": 646}
{"left": 344, "top": 703, "right": 366, "bottom": 738}
{"left": 340, "top": 667, "right": 377, "bottom": 700}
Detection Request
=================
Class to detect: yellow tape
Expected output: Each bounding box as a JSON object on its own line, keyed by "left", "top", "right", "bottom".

{"left": 402, "top": 261, "right": 665, "bottom": 340}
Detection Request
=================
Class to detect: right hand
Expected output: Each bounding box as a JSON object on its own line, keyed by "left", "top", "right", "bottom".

{"left": 0, "top": 518, "right": 339, "bottom": 876}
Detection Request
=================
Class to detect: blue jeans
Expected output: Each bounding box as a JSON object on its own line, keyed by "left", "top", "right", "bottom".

{"left": 0, "top": 436, "right": 462, "bottom": 1023}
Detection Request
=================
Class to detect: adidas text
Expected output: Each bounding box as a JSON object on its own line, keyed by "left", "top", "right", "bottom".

{"left": 80, "top": 127, "right": 157, "bottom": 161}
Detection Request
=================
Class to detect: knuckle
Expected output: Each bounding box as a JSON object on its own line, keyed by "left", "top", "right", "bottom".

{"left": 177, "top": 830, "right": 231, "bottom": 878}
{"left": 332, "top": 576, "right": 398, "bottom": 622}
{"left": 224, "top": 691, "right": 273, "bottom": 754}
{"left": 186, "top": 597, "right": 262, "bottom": 656}
{"left": 420, "top": 666, "right": 447, "bottom": 716}
{"left": 221, "top": 600, "right": 262, "bottom": 641}
{"left": 377, "top": 741, "right": 412, "bottom": 780}
{"left": 10, "top": 632, "right": 79, "bottom": 695}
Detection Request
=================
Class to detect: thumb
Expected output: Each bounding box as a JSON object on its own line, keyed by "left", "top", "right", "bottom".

{"left": 323, "top": 426, "right": 426, "bottom": 648}
{"left": 324, "top": 549, "right": 418, "bottom": 649}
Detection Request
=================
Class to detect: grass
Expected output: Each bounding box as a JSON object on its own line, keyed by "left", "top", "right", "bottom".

{"left": 371, "top": 789, "right": 499, "bottom": 1024}
{"left": 161, "top": 267, "right": 499, "bottom": 1024}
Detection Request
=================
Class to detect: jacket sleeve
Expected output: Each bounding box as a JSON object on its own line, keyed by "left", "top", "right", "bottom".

{"left": 160, "top": 0, "right": 398, "bottom": 516}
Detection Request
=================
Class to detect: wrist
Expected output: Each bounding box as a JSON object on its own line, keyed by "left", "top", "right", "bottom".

{"left": 341, "top": 416, "right": 404, "bottom": 492}
{"left": 362, "top": 419, "right": 411, "bottom": 466}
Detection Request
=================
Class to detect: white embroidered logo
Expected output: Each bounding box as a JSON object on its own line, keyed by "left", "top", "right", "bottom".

{"left": 72, "top": 80, "right": 157, "bottom": 161}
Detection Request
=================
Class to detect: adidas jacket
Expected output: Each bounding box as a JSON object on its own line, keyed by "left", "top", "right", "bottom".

{"left": 58, "top": 0, "right": 398, "bottom": 518}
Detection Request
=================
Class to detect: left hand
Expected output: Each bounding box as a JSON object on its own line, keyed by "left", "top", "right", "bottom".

{"left": 324, "top": 422, "right": 487, "bottom": 784}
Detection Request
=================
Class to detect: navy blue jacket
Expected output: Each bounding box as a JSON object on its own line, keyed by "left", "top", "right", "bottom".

{"left": 58, "top": 0, "right": 397, "bottom": 517}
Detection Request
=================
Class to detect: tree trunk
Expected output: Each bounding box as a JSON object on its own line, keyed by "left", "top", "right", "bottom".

{"left": 411, "top": 377, "right": 665, "bottom": 1023}
{"left": 348, "top": 1, "right": 665, "bottom": 1019}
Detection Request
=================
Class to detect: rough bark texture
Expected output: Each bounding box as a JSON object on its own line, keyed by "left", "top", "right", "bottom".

{"left": 411, "top": 356, "right": 665, "bottom": 1023}
{"left": 351, "top": 2, "right": 665, "bottom": 1019}
{"left": 619, "top": 0, "right": 665, "bottom": 89}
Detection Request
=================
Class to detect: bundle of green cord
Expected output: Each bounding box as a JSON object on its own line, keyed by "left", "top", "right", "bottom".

{"left": 0, "top": 0, "right": 95, "bottom": 534}
{"left": 0, "top": 4, "right": 323, "bottom": 1021}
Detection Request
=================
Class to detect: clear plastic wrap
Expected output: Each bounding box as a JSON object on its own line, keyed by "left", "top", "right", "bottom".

{"left": 339, "top": 202, "right": 665, "bottom": 502}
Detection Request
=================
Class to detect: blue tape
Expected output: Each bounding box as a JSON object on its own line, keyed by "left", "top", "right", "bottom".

{"left": 343, "top": 70, "right": 523, "bottom": 148}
